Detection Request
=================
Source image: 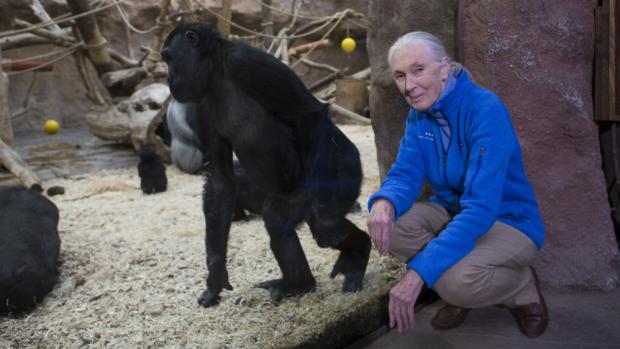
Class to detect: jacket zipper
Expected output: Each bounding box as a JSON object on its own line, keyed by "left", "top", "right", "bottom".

{"left": 441, "top": 120, "right": 452, "bottom": 182}
{"left": 466, "top": 145, "right": 485, "bottom": 197}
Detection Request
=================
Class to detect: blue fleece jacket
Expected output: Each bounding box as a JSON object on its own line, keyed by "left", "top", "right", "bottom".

{"left": 368, "top": 69, "right": 545, "bottom": 287}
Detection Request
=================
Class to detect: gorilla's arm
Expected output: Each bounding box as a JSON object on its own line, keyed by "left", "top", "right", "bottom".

{"left": 198, "top": 135, "right": 236, "bottom": 306}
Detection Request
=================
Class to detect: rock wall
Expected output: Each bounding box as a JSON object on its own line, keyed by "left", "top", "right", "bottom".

{"left": 459, "top": 0, "right": 618, "bottom": 290}
{"left": 367, "top": 0, "right": 458, "bottom": 179}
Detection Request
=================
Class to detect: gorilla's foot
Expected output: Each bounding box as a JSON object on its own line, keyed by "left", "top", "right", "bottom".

{"left": 197, "top": 288, "right": 221, "bottom": 307}
{"left": 331, "top": 238, "right": 371, "bottom": 293}
{"left": 254, "top": 278, "right": 316, "bottom": 303}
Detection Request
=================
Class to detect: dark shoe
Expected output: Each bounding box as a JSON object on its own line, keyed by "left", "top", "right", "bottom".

{"left": 431, "top": 303, "right": 471, "bottom": 330}
{"left": 509, "top": 267, "right": 549, "bottom": 337}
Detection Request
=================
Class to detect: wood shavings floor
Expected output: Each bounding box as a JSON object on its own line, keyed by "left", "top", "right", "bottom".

{"left": 0, "top": 125, "right": 404, "bottom": 348}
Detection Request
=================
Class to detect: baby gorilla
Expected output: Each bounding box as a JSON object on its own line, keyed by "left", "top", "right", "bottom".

{"left": 138, "top": 144, "right": 167, "bottom": 194}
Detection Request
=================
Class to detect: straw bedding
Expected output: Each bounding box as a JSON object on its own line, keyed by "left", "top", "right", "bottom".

{"left": 0, "top": 125, "right": 403, "bottom": 348}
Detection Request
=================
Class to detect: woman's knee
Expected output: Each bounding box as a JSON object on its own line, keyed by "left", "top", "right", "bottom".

{"left": 433, "top": 264, "right": 493, "bottom": 308}
{"left": 388, "top": 225, "right": 431, "bottom": 262}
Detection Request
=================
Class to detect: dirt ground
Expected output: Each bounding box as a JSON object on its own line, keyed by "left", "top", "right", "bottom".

{"left": 0, "top": 125, "right": 404, "bottom": 349}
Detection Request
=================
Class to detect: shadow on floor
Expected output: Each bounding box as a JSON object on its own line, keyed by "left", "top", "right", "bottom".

{"left": 360, "top": 288, "right": 620, "bottom": 349}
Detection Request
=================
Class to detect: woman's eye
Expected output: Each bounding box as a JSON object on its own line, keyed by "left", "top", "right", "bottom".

{"left": 394, "top": 73, "right": 405, "bottom": 81}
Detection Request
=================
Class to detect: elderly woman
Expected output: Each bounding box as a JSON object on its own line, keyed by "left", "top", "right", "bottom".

{"left": 367, "top": 31, "right": 548, "bottom": 337}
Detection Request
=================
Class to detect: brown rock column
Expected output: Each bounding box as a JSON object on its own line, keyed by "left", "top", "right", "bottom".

{"left": 460, "top": 0, "right": 619, "bottom": 290}
{"left": 368, "top": 0, "right": 458, "bottom": 180}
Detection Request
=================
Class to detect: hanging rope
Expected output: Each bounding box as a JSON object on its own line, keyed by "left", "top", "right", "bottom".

{"left": 251, "top": 0, "right": 369, "bottom": 27}
{"left": 114, "top": 1, "right": 163, "bottom": 35}
{"left": 5, "top": 42, "right": 84, "bottom": 64}
{"left": 200, "top": 5, "right": 353, "bottom": 41}
{"left": 0, "top": 0, "right": 128, "bottom": 39}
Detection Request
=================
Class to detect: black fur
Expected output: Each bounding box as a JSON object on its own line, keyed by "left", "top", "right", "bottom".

{"left": 231, "top": 160, "right": 266, "bottom": 221}
{"left": 138, "top": 144, "right": 167, "bottom": 194}
{"left": 161, "top": 22, "right": 371, "bottom": 307}
{"left": 0, "top": 186, "right": 60, "bottom": 315}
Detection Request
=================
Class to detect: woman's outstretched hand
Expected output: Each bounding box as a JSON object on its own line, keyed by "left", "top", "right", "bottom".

{"left": 367, "top": 199, "right": 395, "bottom": 256}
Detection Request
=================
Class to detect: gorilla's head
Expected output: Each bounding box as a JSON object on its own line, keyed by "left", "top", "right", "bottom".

{"left": 161, "top": 22, "right": 224, "bottom": 103}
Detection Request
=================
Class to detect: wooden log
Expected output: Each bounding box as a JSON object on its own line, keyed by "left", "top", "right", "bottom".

{"left": 313, "top": 68, "right": 370, "bottom": 102}
{"left": 218, "top": 0, "right": 233, "bottom": 39}
{"left": 1, "top": 34, "right": 62, "bottom": 51}
{"left": 327, "top": 103, "right": 370, "bottom": 125}
{"left": 85, "top": 84, "right": 171, "bottom": 161}
{"left": 261, "top": 0, "right": 274, "bottom": 49}
{"left": 74, "top": 53, "right": 101, "bottom": 104}
{"left": 29, "top": 0, "right": 63, "bottom": 35}
{"left": 12, "top": 19, "right": 75, "bottom": 46}
{"left": 0, "top": 28, "right": 136, "bottom": 69}
{"left": 127, "top": 83, "right": 170, "bottom": 153}
{"left": 288, "top": 39, "right": 331, "bottom": 57}
{"left": 299, "top": 58, "right": 339, "bottom": 73}
{"left": 335, "top": 78, "right": 368, "bottom": 116}
{"left": 101, "top": 67, "right": 147, "bottom": 88}
{"left": 85, "top": 103, "right": 132, "bottom": 144}
{"left": 0, "top": 138, "right": 41, "bottom": 190}
{"left": 2, "top": 59, "right": 54, "bottom": 72}
{"left": 308, "top": 70, "right": 341, "bottom": 92}
{"left": 71, "top": 25, "right": 107, "bottom": 105}
{"left": 314, "top": 84, "right": 336, "bottom": 101}
{"left": 350, "top": 67, "right": 371, "bottom": 80}
{"left": 0, "top": 48, "right": 14, "bottom": 147}
{"left": 179, "top": 0, "right": 198, "bottom": 23}
{"left": 142, "top": 0, "right": 172, "bottom": 72}
{"left": 67, "top": 0, "right": 113, "bottom": 74}
{"left": 594, "top": 0, "right": 617, "bottom": 121}
{"left": 108, "top": 48, "right": 138, "bottom": 67}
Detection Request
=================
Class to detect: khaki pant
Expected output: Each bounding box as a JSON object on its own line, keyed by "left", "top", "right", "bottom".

{"left": 390, "top": 202, "right": 539, "bottom": 308}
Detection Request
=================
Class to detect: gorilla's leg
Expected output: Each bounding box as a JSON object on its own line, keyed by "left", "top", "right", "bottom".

{"left": 256, "top": 195, "right": 315, "bottom": 302}
{"left": 307, "top": 212, "right": 371, "bottom": 292}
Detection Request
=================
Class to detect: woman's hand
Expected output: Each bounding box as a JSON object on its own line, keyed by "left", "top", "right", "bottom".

{"left": 389, "top": 269, "right": 424, "bottom": 332}
{"left": 367, "top": 199, "right": 395, "bottom": 256}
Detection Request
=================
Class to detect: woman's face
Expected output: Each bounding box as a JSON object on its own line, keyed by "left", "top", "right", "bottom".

{"left": 390, "top": 41, "right": 450, "bottom": 111}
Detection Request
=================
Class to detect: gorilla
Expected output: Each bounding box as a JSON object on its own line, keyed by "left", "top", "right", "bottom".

{"left": 0, "top": 186, "right": 60, "bottom": 315}
{"left": 137, "top": 143, "right": 168, "bottom": 194}
{"left": 161, "top": 22, "right": 371, "bottom": 307}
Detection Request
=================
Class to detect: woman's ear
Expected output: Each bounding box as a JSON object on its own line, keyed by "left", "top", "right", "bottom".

{"left": 440, "top": 56, "right": 451, "bottom": 80}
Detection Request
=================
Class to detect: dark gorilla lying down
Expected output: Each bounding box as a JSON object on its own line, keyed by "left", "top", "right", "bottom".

{"left": 0, "top": 187, "right": 60, "bottom": 315}
{"left": 161, "top": 22, "right": 371, "bottom": 307}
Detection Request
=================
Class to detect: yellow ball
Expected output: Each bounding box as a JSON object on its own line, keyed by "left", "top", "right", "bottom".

{"left": 44, "top": 119, "right": 60, "bottom": 134}
{"left": 341, "top": 37, "right": 356, "bottom": 53}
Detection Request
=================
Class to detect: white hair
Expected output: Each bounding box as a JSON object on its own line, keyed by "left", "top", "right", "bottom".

{"left": 388, "top": 31, "right": 449, "bottom": 67}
